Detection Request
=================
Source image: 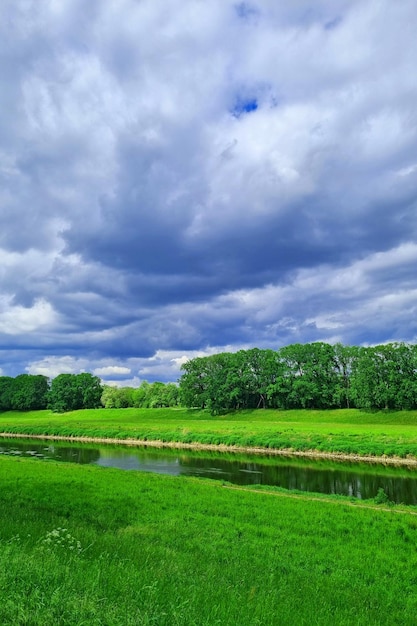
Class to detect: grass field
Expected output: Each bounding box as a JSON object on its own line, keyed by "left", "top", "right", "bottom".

{"left": 1, "top": 455, "right": 417, "bottom": 625}
{"left": 2, "top": 407, "right": 417, "bottom": 458}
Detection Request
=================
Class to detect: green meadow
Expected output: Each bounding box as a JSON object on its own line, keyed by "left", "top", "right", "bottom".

{"left": 2, "top": 407, "right": 417, "bottom": 458}
{"left": 2, "top": 455, "right": 417, "bottom": 625}
{"left": 2, "top": 409, "right": 417, "bottom": 623}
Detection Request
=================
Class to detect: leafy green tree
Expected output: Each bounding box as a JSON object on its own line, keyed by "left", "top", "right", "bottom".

{"left": 48, "top": 374, "right": 80, "bottom": 413}
{"left": 10, "top": 374, "right": 49, "bottom": 411}
{"left": 179, "top": 357, "right": 211, "bottom": 409}
{"left": 333, "top": 344, "right": 359, "bottom": 408}
{"left": 180, "top": 353, "right": 238, "bottom": 413}
{"left": 350, "top": 343, "right": 417, "bottom": 410}
{"left": 48, "top": 373, "right": 102, "bottom": 412}
{"left": 101, "top": 381, "right": 180, "bottom": 409}
{"left": 396, "top": 343, "right": 417, "bottom": 409}
{"left": 101, "top": 385, "right": 115, "bottom": 408}
{"left": 205, "top": 353, "right": 238, "bottom": 414}
{"left": 0, "top": 377, "right": 14, "bottom": 411}
{"left": 78, "top": 373, "right": 103, "bottom": 409}
{"left": 148, "top": 382, "right": 179, "bottom": 408}
{"left": 132, "top": 381, "right": 151, "bottom": 408}
{"left": 178, "top": 342, "right": 417, "bottom": 412}
{"left": 101, "top": 386, "right": 135, "bottom": 408}
{"left": 276, "top": 343, "right": 339, "bottom": 409}
{"left": 146, "top": 382, "right": 166, "bottom": 408}
{"left": 164, "top": 383, "right": 180, "bottom": 407}
{"left": 222, "top": 351, "right": 247, "bottom": 409}
{"left": 303, "top": 342, "right": 340, "bottom": 409}
{"left": 180, "top": 350, "right": 283, "bottom": 412}
{"left": 239, "top": 348, "right": 283, "bottom": 409}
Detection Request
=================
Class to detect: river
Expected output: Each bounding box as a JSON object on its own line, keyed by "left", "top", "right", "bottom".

{"left": 3, "top": 437, "right": 417, "bottom": 504}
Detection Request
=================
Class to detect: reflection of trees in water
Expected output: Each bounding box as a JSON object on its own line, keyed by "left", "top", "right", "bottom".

{"left": 3, "top": 439, "right": 417, "bottom": 504}
{"left": 178, "top": 455, "right": 417, "bottom": 504}
{"left": 253, "top": 465, "right": 417, "bottom": 504}
{"left": 0, "top": 440, "right": 101, "bottom": 465}
{"left": 52, "top": 446, "right": 101, "bottom": 464}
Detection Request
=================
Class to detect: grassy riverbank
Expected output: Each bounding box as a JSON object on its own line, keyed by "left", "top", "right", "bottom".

{"left": 2, "top": 407, "right": 417, "bottom": 459}
{"left": 1, "top": 455, "right": 417, "bottom": 625}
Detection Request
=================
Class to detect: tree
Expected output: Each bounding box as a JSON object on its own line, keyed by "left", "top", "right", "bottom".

{"left": 333, "top": 344, "right": 359, "bottom": 408}
{"left": 147, "top": 382, "right": 179, "bottom": 408}
{"left": 178, "top": 341, "right": 417, "bottom": 412}
{"left": 101, "top": 386, "right": 135, "bottom": 408}
{"left": 10, "top": 374, "right": 49, "bottom": 411}
{"left": 276, "top": 343, "right": 339, "bottom": 409}
{"left": 48, "top": 373, "right": 102, "bottom": 412}
{"left": 163, "top": 383, "right": 180, "bottom": 407}
{"left": 101, "top": 381, "right": 180, "bottom": 409}
{"left": 179, "top": 357, "right": 211, "bottom": 409}
{"left": 78, "top": 373, "right": 103, "bottom": 409}
{"left": 0, "top": 377, "right": 14, "bottom": 411}
{"left": 238, "top": 348, "right": 282, "bottom": 409}
{"left": 350, "top": 343, "right": 417, "bottom": 410}
{"left": 133, "top": 381, "right": 151, "bottom": 407}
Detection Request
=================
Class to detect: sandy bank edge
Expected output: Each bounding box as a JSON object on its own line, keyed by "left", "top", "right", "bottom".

{"left": 1, "top": 431, "right": 417, "bottom": 467}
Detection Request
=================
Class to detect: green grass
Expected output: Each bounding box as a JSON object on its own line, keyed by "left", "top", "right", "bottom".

{"left": 2, "top": 455, "right": 417, "bottom": 624}
{"left": 2, "top": 407, "right": 417, "bottom": 458}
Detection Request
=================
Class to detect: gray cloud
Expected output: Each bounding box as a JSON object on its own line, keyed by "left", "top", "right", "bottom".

{"left": 1, "top": 0, "right": 417, "bottom": 383}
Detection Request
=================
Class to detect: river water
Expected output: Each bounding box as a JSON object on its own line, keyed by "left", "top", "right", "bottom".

{"left": 2, "top": 437, "right": 417, "bottom": 504}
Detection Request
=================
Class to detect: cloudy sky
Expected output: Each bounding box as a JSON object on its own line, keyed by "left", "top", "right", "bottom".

{"left": 1, "top": 0, "right": 417, "bottom": 385}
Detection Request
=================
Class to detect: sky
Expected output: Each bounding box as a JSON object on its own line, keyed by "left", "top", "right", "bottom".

{"left": 1, "top": 0, "right": 417, "bottom": 386}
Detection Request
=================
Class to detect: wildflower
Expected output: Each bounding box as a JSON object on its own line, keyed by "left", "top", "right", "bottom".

{"left": 40, "top": 527, "right": 82, "bottom": 554}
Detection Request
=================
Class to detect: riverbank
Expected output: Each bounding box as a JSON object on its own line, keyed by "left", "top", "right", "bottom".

{"left": 2, "top": 407, "right": 417, "bottom": 462}
{"left": 3, "top": 430, "right": 417, "bottom": 467}
{"left": 1, "top": 454, "right": 417, "bottom": 624}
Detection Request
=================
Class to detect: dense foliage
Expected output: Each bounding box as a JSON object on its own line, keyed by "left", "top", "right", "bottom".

{"left": 2, "top": 341, "right": 417, "bottom": 414}
{"left": 101, "top": 381, "right": 179, "bottom": 409}
{"left": 0, "top": 374, "right": 179, "bottom": 413}
{"left": 0, "top": 374, "right": 50, "bottom": 411}
{"left": 0, "top": 373, "right": 102, "bottom": 413}
{"left": 48, "top": 373, "right": 103, "bottom": 412}
{"left": 179, "top": 342, "right": 417, "bottom": 412}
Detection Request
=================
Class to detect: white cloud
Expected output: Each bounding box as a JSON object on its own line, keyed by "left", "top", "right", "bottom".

{"left": 26, "top": 356, "right": 90, "bottom": 378}
{"left": 104, "top": 376, "right": 142, "bottom": 388}
{"left": 396, "top": 163, "right": 417, "bottom": 178}
{"left": 93, "top": 365, "right": 131, "bottom": 376}
{"left": 0, "top": 298, "right": 57, "bottom": 335}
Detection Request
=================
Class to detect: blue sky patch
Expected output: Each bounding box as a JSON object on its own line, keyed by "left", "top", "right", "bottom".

{"left": 231, "top": 96, "right": 258, "bottom": 117}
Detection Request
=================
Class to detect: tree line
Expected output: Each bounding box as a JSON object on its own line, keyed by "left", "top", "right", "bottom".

{"left": 0, "top": 373, "right": 103, "bottom": 413}
{"left": 3, "top": 342, "right": 417, "bottom": 414}
{"left": 101, "top": 381, "right": 180, "bottom": 408}
{"left": 178, "top": 342, "right": 417, "bottom": 412}
{"left": 0, "top": 374, "right": 180, "bottom": 413}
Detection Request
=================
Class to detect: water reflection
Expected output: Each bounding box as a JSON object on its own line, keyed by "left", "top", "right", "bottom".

{"left": 2, "top": 438, "right": 417, "bottom": 504}
{"left": 0, "top": 440, "right": 101, "bottom": 464}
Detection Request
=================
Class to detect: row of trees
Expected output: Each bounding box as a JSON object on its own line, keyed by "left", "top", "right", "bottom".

{"left": 0, "top": 374, "right": 49, "bottom": 412}
{"left": 179, "top": 343, "right": 417, "bottom": 412}
{"left": 101, "top": 381, "right": 180, "bottom": 408}
{"left": 0, "top": 374, "right": 180, "bottom": 413}
{"left": 0, "top": 373, "right": 103, "bottom": 413}
{"left": 3, "top": 342, "right": 417, "bottom": 414}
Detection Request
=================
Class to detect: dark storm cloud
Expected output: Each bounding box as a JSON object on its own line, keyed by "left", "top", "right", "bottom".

{"left": 0, "top": 0, "right": 417, "bottom": 383}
